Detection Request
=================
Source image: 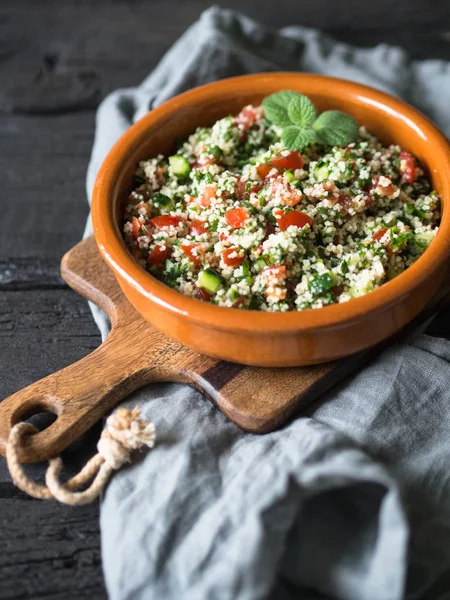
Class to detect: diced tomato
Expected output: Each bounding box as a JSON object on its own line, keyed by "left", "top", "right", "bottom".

{"left": 236, "top": 179, "right": 248, "bottom": 200}
{"left": 219, "top": 231, "right": 228, "bottom": 242}
{"left": 262, "top": 265, "right": 287, "bottom": 277}
{"left": 195, "top": 287, "right": 212, "bottom": 302}
{"left": 193, "top": 156, "right": 216, "bottom": 170}
{"left": 337, "top": 192, "right": 354, "bottom": 213}
{"left": 222, "top": 247, "right": 244, "bottom": 267}
{"left": 131, "top": 217, "right": 146, "bottom": 239}
{"left": 276, "top": 210, "right": 312, "bottom": 231}
{"left": 372, "top": 227, "right": 389, "bottom": 242}
{"left": 147, "top": 245, "right": 171, "bottom": 265}
{"left": 186, "top": 195, "right": 196, "bottom": 204}
{"left": 257, "top": 163, "right": 275, "bottom": 180}
{"left": 269, "top": 151, "right": 304, "bottom": 171}
{"left": 151, "top": 215, "right": 184, "bottom": 229}
{"left": 236, "top": 179, "right": 264, "bottom": 199}
{"left": 225, "top": 207, "right": 249, "bottom": 229}
{"left": 189, "top": 220, "right": 207, "bottom": 236}
{"left": 136, "top": 202, "right": 151, "bottom": 217}
{"left": 199, "top": 185, "right": 216, "bottom": 207}
{"left": 257, "top": 152, "right": 304, "bottom": 181}
{"left": 400, "top": 151, "right": 416, "bottom": 184}
{"left": 331, "top": 285, "right": 344, "bottom": 298}
{"left": 232, "top": 297, "right": 246, "bottom": 308}
{"left": 284, "top": 187, "right": 303, "bottom": 207}
{"left": 268, "top": 176, "right": 302, "bottom": 207}
{"left": 251, "top": 182, "right": 264, "bottom": 194}
{"left": 181, "top": 243, "right": 203, "bottom": 266}
{"left": 235, "top": 105, "right": 258, "bottom": 135}
{"left": 265, "top": 222, "right": 275, "bottom": 239}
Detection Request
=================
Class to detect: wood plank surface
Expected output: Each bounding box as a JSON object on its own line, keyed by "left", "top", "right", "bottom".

{"left": 1, "top": 0, "right": 449, "bottom": 598}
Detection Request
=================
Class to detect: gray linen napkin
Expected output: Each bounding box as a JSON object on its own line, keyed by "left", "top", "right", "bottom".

{"left": 85, "top": 7, "right": 450, "bottom": 600}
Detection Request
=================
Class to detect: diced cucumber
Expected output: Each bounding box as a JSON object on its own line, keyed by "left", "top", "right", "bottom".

{"left": 230, "top": 288, "right": 240, "bottom": 302}
{"left": 314, "top": 164, "right": 330, "bottom": 181}
{"left": 197, "top": 268, "right": 223, "bottom": 294}
{"left": 241, "top": 259, "right": 250, "bottom": 277}
{"left": 284, "top": 170, "right": 295, "bottom": 183}
{"left": 153, "top": 193, "right": 172, "bottom": 208}
{"left": 255, "top": 257, "right": 267, "bottom": 272}
{"left": 169, "top": 155, "right": 191, "bottom": 179}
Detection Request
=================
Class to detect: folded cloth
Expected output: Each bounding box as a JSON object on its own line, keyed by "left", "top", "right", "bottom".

{"left": 85, "top": 7, "right": 450, "bottom": 600}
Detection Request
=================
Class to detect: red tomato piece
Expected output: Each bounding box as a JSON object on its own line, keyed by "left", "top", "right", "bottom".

{"left": 269, "top": 151, "right": 304, "bottom": 171}
{"left": 400, "top": 151, "right": 416, "bottom": 184}
{"left": 219, "top": 231, "right": 228, "bottom": 242}
{"left": 262, "top": 265, "right": 287, "bottom": 277}
{"left": 236, "top": 179, "right": 248, "bottom": 199}
{"left": 236, "top": 179, "right": 264, "bottom": 199}
{"left": 276, "top": 210, "right": 312, "bottom": 231}
{"left": 225, "top": 207, "right": 249, "bottom": 229}
{"left": 337, "top": 192, "right": 354, "bottom": 213}
{"left": 192, "top": 156, "right": 216, "bottom": 170}
{"left": 372, "top": 227, "right": 389, "bottom": 242}
{"left": 189, "top": 220, "right": 207, "bottom": 236}
{"left": 232, "top": 297, "right": 246, "bottom": 308}
{"left": 147, "top": 245, "right": 171, "bottom": 265}
{"left": 235, "top": 105, "right": 258, "bottom": 134}
{"left": 195, "top": 287, "right": 212, "bottom": 302}
{"left": 265, "top": 222, "right": 276, "bottom": 239}
{"left": 131, "top": 217, "right": 146, "bottom": 239}
{"left": 151, "top": 215, "right": 183, "bottom": 229}
{"left": 199, "top": 185, "right": 216, "bottom": 207}
{"left": 331, "top": 285, "right": 344, "bottom": 298}
{"left": 222, "top": 247, "right": 244, "bottom": 267}
{"left": 257, "top": 164, "right": 274, "bottom": 180}
{"left": 181, "top": 243, "right": 203, "bottom": 266}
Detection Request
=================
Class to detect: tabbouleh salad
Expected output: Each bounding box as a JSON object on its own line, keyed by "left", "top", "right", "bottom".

{"left": 122, "top": 94, "right": 440, "bottom": 312}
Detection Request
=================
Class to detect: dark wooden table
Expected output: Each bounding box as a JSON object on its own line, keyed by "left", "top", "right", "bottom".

{"left": 1, "top": 1, "right": 450, "bottom": 598}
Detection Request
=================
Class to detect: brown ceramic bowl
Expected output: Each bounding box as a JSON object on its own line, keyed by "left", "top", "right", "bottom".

{"left": 92, "top": 73, "right": 450, "bottom": 367}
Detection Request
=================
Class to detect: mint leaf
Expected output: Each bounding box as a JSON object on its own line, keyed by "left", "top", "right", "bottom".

{"left": 287, "top": 95, "right": 317, "bottom": 128}
{"left": 313, "top": 110, "right": 359, "bottom": 146}
{"left": 262, "top": 91, "right": 299, "bottom": 128}
{"left": 282, "top": 126, "right": 316, "bottom": 151}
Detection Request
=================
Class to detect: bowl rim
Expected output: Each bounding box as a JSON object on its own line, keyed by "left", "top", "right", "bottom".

{"left": 92, "top": 72, "right": 450, "bottom": 333}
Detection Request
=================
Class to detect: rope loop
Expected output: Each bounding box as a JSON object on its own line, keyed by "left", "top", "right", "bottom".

{"left": 6, "top": 407, "right": 156, "bottom": 505}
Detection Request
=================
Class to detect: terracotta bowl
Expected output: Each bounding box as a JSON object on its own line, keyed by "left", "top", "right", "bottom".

{"left": 92, "top": 73, "right": 450, "bottom": 367}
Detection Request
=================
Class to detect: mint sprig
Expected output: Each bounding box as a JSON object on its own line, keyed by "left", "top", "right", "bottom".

{"left": 262, "top": 90, "right": 358, "bottom": 151}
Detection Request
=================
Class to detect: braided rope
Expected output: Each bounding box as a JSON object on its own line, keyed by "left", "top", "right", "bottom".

{"left": 6, "top": 408, "right": 156, "bottom": 505}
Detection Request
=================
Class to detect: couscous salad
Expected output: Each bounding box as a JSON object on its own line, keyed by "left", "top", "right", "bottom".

{"left": 123, "top": 91, "right": 440, "bottom": 312}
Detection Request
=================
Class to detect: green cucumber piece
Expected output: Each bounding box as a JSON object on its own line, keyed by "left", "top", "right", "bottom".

{"left": 284, "top": 170, "right": 295, "bottom": 183}
{"left": 169, "top": 155, "right": 191, "bottom": 179}
{"left": 153, "top": 193, "right": 172, "bottom": 208}
{"left": 197, "top": 268, "right": 223, "bottom": 294}
{"left": 314, "top": 164, "right": 330, "bottom": 181}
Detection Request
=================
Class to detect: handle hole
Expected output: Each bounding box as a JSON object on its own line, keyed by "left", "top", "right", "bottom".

{"left": 25, "top": 410, "right": 57, "bottom": 433}
{"left": 12, "top": 401, "right": 58, "bottom": 433}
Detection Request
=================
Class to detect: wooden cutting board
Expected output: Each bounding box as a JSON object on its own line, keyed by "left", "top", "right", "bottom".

{"left": 0, "top": 235, "right": 448, "bottom": 463}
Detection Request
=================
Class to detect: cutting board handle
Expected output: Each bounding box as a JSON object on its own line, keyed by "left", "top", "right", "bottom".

{"left": 0, "top": 325, "right": 161, "bottom": 463}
